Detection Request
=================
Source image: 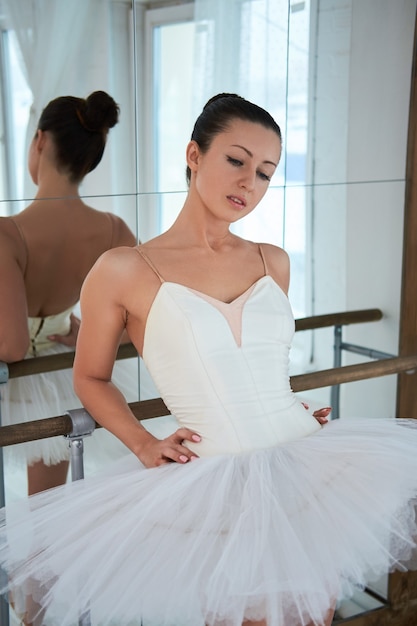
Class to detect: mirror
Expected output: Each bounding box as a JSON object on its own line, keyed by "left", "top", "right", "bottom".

{"left": 0, "top": 0, "right": 415, "bottom": 618}
{"left": 0, "top": 0, "right": 413, "bottom": 420}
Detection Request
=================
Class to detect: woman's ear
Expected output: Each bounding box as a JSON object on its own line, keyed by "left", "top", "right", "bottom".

{"left": 186, "top": 140, "right": 200, "bottom": 175}
{"left": 34, "top": 129, "right": 47, "bottom": 153}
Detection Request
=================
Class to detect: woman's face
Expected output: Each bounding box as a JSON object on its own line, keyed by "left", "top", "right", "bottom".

{"left": 189, "top": 118, "right": 281, "bottom": 223}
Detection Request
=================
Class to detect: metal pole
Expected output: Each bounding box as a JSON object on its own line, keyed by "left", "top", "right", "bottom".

{"left": 64, "top": 408, "right": 96, "bottom": 626}
{"left": 330, "top": 325, "right": 342, "bottom": 419}
{"left": 339, "top": 342, "right": 394, "bottom": 360}
{"left": 330, "top": 332, "right": 397, "bottom": 420}
{"left": 69, "top": 438, "right": 86, "bottom": 482}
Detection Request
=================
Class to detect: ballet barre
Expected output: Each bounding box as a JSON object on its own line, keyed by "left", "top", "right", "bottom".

{"left": 3, "top": 307, "right": 387, "bottom": 422}
{"left": 5, "top": 341, "right": 137, "bottom": 379}
{"left": 294, "top": 308, "right": 390, "bottom": 419}
{"left": 0, "top": 353, "right": 416, "bottom": 450}
{"left": 3, "top": 308, "right": 382, "bottom": 379}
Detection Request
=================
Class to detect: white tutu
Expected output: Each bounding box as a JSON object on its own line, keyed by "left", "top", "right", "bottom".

{"left": 0, "top": 417, "right": 416, "bottom": 626}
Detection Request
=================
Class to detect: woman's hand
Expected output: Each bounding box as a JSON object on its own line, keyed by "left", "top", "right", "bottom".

{"left": 136, "top": 428, "right": 201, "bottom": 468}
{"left": 302, "top": 402, "right": 332, "bottom": 425}
{"left": 48, "top": 313, "right": 80, "bottom": 347}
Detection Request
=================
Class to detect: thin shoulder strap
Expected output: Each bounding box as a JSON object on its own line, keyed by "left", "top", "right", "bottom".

{"left": 9, "top": 217, "right": 29, "bottom": 276}
{"left": 135, "top": 247, "right": 165, "bottom": 283}
{"left": 258, "top": 243, "right": 269, "bottom": 277}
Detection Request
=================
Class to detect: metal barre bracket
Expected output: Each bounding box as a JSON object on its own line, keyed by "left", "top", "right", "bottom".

{"left": 64, "top": 408, "right": 96, "bottom": 484}
{"left": 65, "top": 408, "right": 96, "bottom": 439}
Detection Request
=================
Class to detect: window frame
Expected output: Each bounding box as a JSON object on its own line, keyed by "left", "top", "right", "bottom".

{"left": 141, "top": 2, "right": 194, "bottom": 193}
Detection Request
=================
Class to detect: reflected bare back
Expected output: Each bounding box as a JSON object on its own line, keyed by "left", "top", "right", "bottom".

{"left": 10, "top": 200, "right": 126, "bottom": 318}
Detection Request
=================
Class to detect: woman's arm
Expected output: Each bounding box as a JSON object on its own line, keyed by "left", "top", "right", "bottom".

{"left": 0, "top": 230, "right": 30, "bottom": 362}
{"left": 47, "top": 312, "right": 80, "bottom": 347}
{"left": 73, "top": 248, "right": 200, "bottom": 468}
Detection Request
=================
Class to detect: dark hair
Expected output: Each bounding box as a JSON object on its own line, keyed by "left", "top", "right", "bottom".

{"left": 186, "top": 93, "right": 282, "bottom": 184}
{"left": 37, "top": 90, "right": 120, "bottom": 183}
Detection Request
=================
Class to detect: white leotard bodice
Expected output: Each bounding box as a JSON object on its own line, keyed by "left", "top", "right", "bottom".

{"left": 143, "top": 275, "right": 321, "bottom": 457}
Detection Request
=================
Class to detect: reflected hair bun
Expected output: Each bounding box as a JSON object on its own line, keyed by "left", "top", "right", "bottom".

{"left": 78, "top": 91, "right": 120, "bottom": 134}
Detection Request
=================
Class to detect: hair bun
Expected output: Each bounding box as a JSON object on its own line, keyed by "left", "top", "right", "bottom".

{"left": 81, "top": 91, "right": 120, "bottom": 133}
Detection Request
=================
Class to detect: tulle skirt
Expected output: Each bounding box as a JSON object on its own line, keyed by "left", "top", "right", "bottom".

{"left": 0, "top": 345, "right": 177, "bottom": 468}
{"left": 0, "top": 417, "right": 416, "bottom": 626}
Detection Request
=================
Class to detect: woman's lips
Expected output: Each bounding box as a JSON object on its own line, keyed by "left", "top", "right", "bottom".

{"left": 227, "top": 195, "right": 247, "bottom": 209}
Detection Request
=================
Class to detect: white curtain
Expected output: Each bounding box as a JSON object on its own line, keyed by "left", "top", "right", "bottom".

{"left": 3, "top": 0, "right": 137, "bottom": 231}
{"left": 4, "top": 0, "right": 103, "bottom": 197}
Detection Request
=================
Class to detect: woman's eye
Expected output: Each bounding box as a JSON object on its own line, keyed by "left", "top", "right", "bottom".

{"left": 257, "top": 171, "right": 271, "bottom": 182}
{"left": 226, "top": 156, "right": 243, "bottom": 167}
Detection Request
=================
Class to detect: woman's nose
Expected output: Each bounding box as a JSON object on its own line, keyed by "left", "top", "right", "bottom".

{"left": 239, "top": 168, "right": 256, "bottom": 191}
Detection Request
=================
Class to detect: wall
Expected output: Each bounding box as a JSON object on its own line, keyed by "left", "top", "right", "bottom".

{"left": 306, "top": 0, "right": 416, "bottom": 419}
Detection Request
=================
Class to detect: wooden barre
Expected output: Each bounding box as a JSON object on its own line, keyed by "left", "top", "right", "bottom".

{"left": 6, "top": 342, "right": 137, "bottom": 379}
{"left": 294, "top": 308, "right": 383, "bottom": 331}
{"left": 0, "top": 354, "right": 415, "bottom": 448}
{"left": 290, "top": 354, "right": 417, "bottom": 391}
{"left": 5, "top": 308, "right": 383, "bottom": 379}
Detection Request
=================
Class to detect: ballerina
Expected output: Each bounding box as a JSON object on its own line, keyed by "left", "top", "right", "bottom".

{"left": 0, "top": 93, "right": 416, "bottom": 626}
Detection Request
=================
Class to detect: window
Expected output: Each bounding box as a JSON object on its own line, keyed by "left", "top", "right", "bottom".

{"left": 138, "top": 3, "right": 195, "bottom": 240}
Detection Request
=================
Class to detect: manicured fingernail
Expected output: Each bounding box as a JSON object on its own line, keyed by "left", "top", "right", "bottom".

{"left": 191, "top": 434, "right": 201, "bottom": 441}
{"left": 179, "top": 455, "right": 188, "bottom": 462}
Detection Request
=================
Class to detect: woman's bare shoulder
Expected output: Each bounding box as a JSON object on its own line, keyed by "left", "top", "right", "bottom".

{"left": 0, "top": 217, "right": 26, "bottom": 261}
{"left": 87, "top": 245, "right": 142, "bottom": 277}
{"left": 259, "top": 242, "right": 289, "bottom": 263}
{"left": 104, "top": 212, "right": 137, "bottom": 247}
{"left": 85, "top": 245, "right": 160, "bottom": 291}
{"left": 0, "top": 216, "right": 19, "bottom": 239}
{"left": 258, "top": 242, "right": 290, "bottom": 294}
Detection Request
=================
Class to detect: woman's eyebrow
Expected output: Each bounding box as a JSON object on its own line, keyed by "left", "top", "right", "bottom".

{"left": 230, "top": 144, "right": 277, "bottom": 167}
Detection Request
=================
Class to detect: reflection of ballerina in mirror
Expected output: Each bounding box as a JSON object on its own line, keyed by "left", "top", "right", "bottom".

{"left": 0, "top": 90, "right": 174, "bottom": 499}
